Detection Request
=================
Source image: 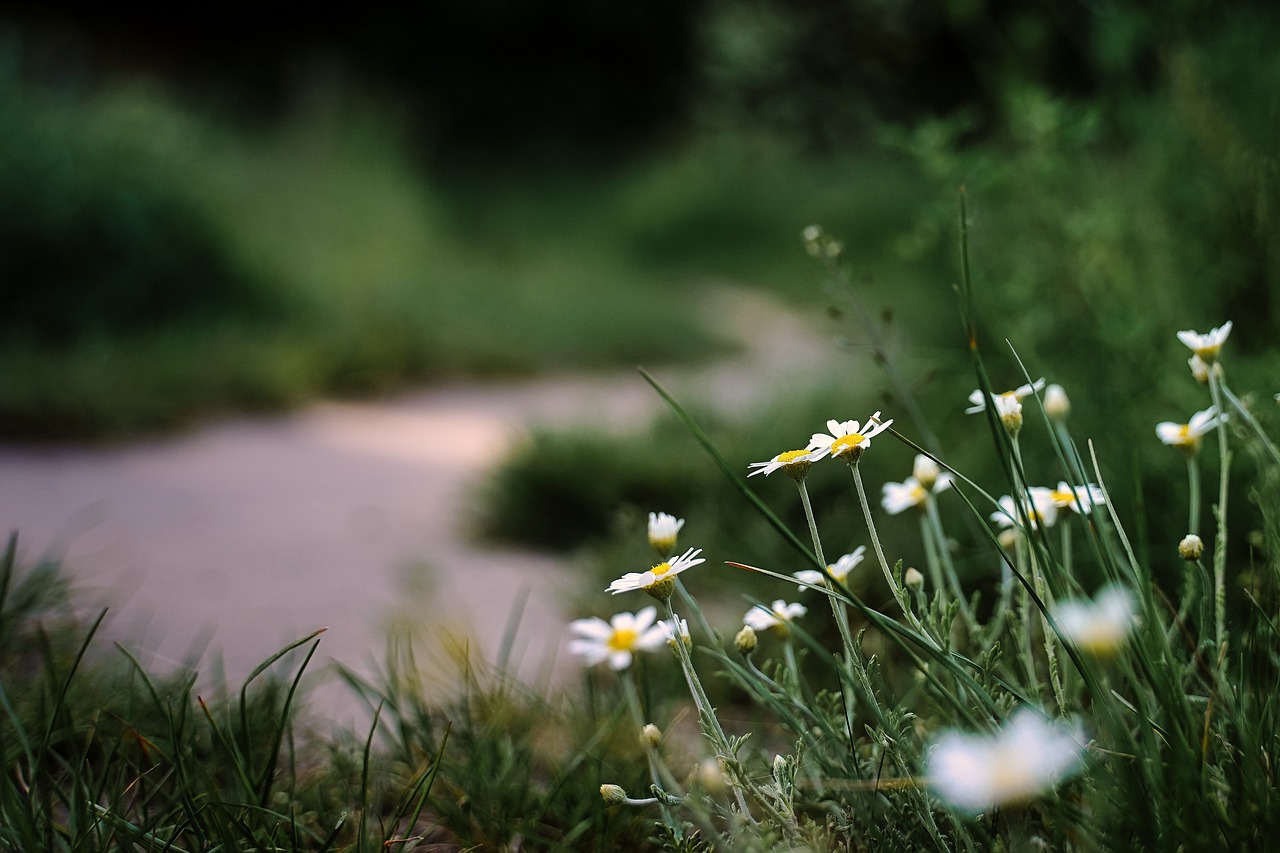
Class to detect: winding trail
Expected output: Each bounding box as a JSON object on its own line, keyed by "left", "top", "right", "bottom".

{"left": 0, "top": 289, "right": 838, "bottom": 722}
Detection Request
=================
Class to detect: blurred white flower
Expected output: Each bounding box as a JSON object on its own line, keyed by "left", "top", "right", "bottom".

{"left": 1187, "top": 355, "right": 1221, "bottom": 385}
{"left": 807, "top": 414, "right": 893, "bottom": 461}
{"left": 1044, "top": 383, "right": 1070, "bottom": 420}
{"left": 607, "top": 547, "right": 704, "bottom": 595}
{"left": 1156, "top": 406, "right": 1225, "bottom": 454}
{"left": 1177, "top": 321, "right": 1232, "bottom": 364}
{"left": 1046, "top": 481, "right": 1105, "bottom": 515}
{"left": 662, "top": 616, "right": 691, "bottom": 648}
{"left": 965, "top": 379, "right": 1046, "bottom": 415}
{"left": 568, "top": 606, "right": 667, "bottom": 670}
{"left": 794, "top": 547, "right": 866, "bottom": 587}
{"left": 927, "top": 710, "right": 1086, "bottom": 814}
{"left": 743, "top": 600, "right": 807, "bottom": 634}
{"left": 991, "top": 488, "right": 1059, "bottom": 530}
{"left": 647, "top": 511, "right": 684, "bottom": 554}
{"left": 1051, "top": 585, "right": 1136, "bottom": 657}
{"left": 882, "top": 459, "right": 953, "bottom": 515}
{"left": 748, "top": 447, "right": 820, "bottom": 479}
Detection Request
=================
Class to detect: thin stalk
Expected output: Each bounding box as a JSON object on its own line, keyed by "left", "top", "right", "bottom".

{"left": 1186, "top": 455, "right": 1202, "bottom": 538}
{"left": 1219, "top": 378, "right": 1280, "bottom": 467}
{"left": 796, "top": 479, "right": 859, "bottom": 673}
{"left": 1207, "top": 372, "right": 1231, "bottom": 654}
{"left": 622, "top": 672, "right": 682, "bottom": 840}
{"left": 850, "top": 462, "right": 929, "bottom": 637}
{"left": 924, "top": 496, "right": 977, "bottom": 630}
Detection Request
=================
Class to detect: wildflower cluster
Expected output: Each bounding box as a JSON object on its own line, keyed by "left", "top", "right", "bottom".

{"left": 566, "top": 311, "right": 1279, "bottom": 850}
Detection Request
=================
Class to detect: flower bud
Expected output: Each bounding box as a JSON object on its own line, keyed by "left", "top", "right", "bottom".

{"left": 734, "top": 624, "right": 758, "bottom": 655}
{"left": 1044, "top": 384, "right": 1070, "bottom": 421}
{"left": 640, "top": 724, "right": 662, "bottom": 749}
{"left": 1179, "top": 534, "right": 1204, "bottom": 561}
{"left": 695, "top": 758, "right": 728, "bottom": 795}
{"left": 904, "top": 567, "right": 925, "bottom": 590}
{"left": 912, "top": 454, "right": 940, "bottom": 490}
{"left": 600, "top": 784, "right": 628, "bottom": 804}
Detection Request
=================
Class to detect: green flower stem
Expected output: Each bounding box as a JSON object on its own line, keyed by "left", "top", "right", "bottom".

{"left": 1060, "top": 516, "right": 1074, "bottom": 586}
{"left": 924, "top": 496, "right": 977, "bottom": 630}
{"left": 918, "top": 513, "right": 948, "bottom": 605}
{"left": 675, "top": 577, "right": 719, "bottom": 645}
{"left": 661, "top": 599, "right": 759, "bottom": 823}
{"left": 622, "top": 671, "right": 683, "bottom": 839}
{"left": 850, "top": 463, "right": 928, "bottom": 637}
{"left": 1186, "top": 455, "right": 1201, "bottom": 538}
{"left": 1208, "top": 371, "right": 1231, "bottom": 655}
{"left": 795, "top": 480, "right": 859, "bottom": 675}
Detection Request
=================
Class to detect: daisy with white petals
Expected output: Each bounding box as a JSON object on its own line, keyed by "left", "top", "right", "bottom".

{"left": 882, "top": 455, "right": 953, "bottom": 515}
{"left": 1156, "top": 406, "right": 1226, "bottom": 454}
{"left": 965, "top": 379, "right": 1046, "bottom": 415}
{"left": 794, "top": 547, "right": 866, "bottom": 588}
{"left": 744, "top": 600, "right": 807, "bottom": 634}
{"left": 1051, "top": 585, "right": 1136, "bottom": 657}
{"left": 991, "top": 488, "right": 1059, "bottom": 530}
{"left": 647, "top": 511, "right": 684, "bottom": 554}
{"left": 568, "top": 606, "right": 667, "bottom": 670}
{"left": 1177, "top": 321, "right": 1232, "bottom": 364}
{"left": 928, "top": 710, "right": 1086, "bottom": 814}
{"left": 747, "top": 448, "right": 821, "bottom": 480}
{"left": 607, "top": 547, "right": 705, "bottom": 596}
{"left": 1045, "top": 481, "right": 1106, "bottom": 516}
{"left": 807, "top": 414, "right": 894, "bottom": 462}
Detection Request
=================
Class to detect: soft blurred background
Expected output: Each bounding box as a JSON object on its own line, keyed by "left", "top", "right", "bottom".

{"left": 3, "top": 0, "right": 1280, "bottom": 680}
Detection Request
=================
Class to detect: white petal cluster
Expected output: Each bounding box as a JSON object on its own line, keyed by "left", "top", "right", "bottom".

{"left": 1046, "top": 481, "right": 1106, "bottom": 515}
{"left": 568, "top": 606, "right": 668, "bottom": 670}
{"left": 1176, "top": 321, "right": 1232, "bottom": 363}
{"left": 747, "top": 448, "right": 821, "bottom": 478}
{"left": 807, "top": 413, "right": 894, "bottom": 461}
{"left": 743, "top": 600, "right": 808, "bottom": 633}
{"left": 965, "top": 379, "right": 1046, "bottom": 414}
{"left": 1052, "top": 586, "right": 1136, "bottom": 656}
{"left": 647, "top": 511, "right": 685, "bottom": 553}
{"left": 991, "top": 488, "right": 1059, "bottom": 530}
{"left": 881, "top": 455, "right": 953, "bottom": 515}
{"left": 1156, "top": 406, "right": 1225, "bottom": 452}
{"left": 607, "top": 548, "right": 705, "bottom": 594}
{"left": 794, "top": 547, "right": 866, "bottom": 587}
{"left": 927, "top": 710, "right": 1086, "bottom": 814}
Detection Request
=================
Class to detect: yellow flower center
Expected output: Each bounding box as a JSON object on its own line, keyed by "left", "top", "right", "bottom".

{"left": 777, "top": 449, "right": 810, "bottom": 465}
{"left": 1051, "top": 489, "right": 1075, "bottom": 505}
{"left": 650, "top": 561, "right": 673, "bottom": 578}
{"left": 908, "top": 483, "right": 927, "bottom": 505}
{"left": 608, "top": 627, "right": 639, "bottom": 651}
{"left": 831, "top": 433, "right": 867, "bottom": 456}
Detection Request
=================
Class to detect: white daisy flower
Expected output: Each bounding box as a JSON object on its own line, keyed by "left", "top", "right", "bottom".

{"left": 964, "top": 379, "right": 1046, "bottom": 415}
{"left": 927, "top": 709, "right": 1086, "bottom": 814}
{"left": 1051, "top": 585, "right": 1136, "bottom": 657}
{"left": 991, "top": 488, "right": 1059, "bottom": 530}
{"left": 607, "top": 547, "right": 705, "bottom": 595}
{"left": 794, "top": 547, "right": 866, "bottom": 587}
{"left": 882, "top": 457, "right": 953, "bottom": 515}
{"left": 647, "top": 511, "right": 684, "bottom": 554}
{"left": 1156, "top": 406, "right": 1225, "bottom": 454}
{"left": 743, "top": 600, "right": 807, "bottom": 634}
{"left": 1045, "top": 481, "right": 1105, "bottom": 515}
{"left": 747, "top": 447, "right": 821, "bottom": 479}
{"left": 1176, "top": 321, "right": 1232, "bottom": 364}
{"left": 1187, "top": 354, "right": 1221, "bottom": 385}
{"left": 662, "top": 616, "right": 691, "bottom": 648}
{"left": 568, "top": 606, "right": 667, "bottom": 670}
{"left": 807, "top": 413, "right": 894, "bottom": 462}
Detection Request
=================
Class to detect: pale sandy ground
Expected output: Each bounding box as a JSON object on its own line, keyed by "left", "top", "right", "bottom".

{"left": 0, "top": 288, "right": 841, "bottom": 725}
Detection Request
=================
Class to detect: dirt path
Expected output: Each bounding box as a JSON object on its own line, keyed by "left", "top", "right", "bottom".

{"left": 0, "top": 289, "right": 838, "bottom": 723}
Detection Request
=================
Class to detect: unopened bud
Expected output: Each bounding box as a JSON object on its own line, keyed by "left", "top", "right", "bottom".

{"left": 1044, "top": 384, "right": 1070, "bottom": 421}
{"left": 695, "top": 758, "right": 728, "bottom": 795}
{"left": 904, "top": 567, "right": 925, "bottom": 590}
{"left": 998, "top": 528, "right": 1020, "bottom": 550}
{"left": 735, "top": 624, "right": 758, "bottom": 655}
{"left": 640, "top": 724, "right": 662, "bottom": 749}
{"left": 1179, "top": 534, "right": 1204, "bottom": 561}
{"left": 912, "top": 454, "right": 940, "bottom": 490}
{"left": 600, "top": 784, "right": 628, "bottom": 804}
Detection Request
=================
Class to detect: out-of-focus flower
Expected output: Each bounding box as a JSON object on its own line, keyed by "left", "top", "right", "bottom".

{"left": 1177, "top": 321, "right": 1232, "bottom": 364}
{"left": 568, "top": 606, "right": 667, "bottom": 670}
{"left": 743, "top": 600, "right": 807, "bottom": 636}
{"left": 607, "top": 547, "right": 705, "bottom": 598}
{"left": 1046, "top": 481, "right": 1106, "bottom": 516}
{"left": 1178, "top": 534, "right": 1204, "bottom": 561}
{"left": 663, "top": 616, "right": 691, "bottom": 649}
{"left": 966, "top": 379, "right": 1046, "bottom": 436}
{"left": 647, "top": 512, "right": 684, "bottom": 554}
{"left": 1156, "top": 406, "right": 1225, "bottom": 455}
{"left": 807, "top": 414, "right": 893, "bottom": 463}
{"left": 640, "top": 723, "right": 663, "bottom": 749}
{"left": 927, "top": 710, "right": 1086, "bottom": 814}
{"left": 1051, "top": 586, "right": 1136, "bottom": 657}
{"left": 882, "top": 458, "right": 953, "bottom": 515}
{"left": 748, "top": 448, "right": 821, "bottom": 480}
{"left": 991, "top": 488, "right": 1059, "bottom": 530}
{"left": 1188, "top": 355, "right": 1221, "bottom": 385}
{"left": 1044, "top": 384, "right": 1070, "bottom": 421}
{"left": 794, "top": 547, "right": 865, "bottom": 588}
